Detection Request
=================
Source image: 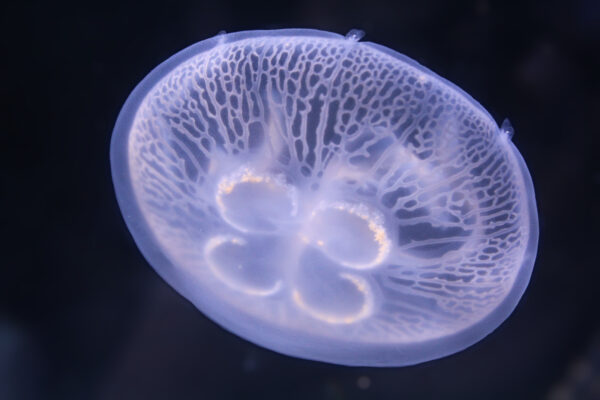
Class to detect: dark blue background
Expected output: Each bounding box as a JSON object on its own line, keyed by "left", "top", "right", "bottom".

{"left": 2, "top": 0, "right": 599, "bottom": 399}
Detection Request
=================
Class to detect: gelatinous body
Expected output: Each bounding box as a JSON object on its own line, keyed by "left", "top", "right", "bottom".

{"left": 111, "top": 29, "right": 539, "bottom": 366}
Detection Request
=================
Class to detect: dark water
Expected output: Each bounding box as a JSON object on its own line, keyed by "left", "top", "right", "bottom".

{"left": 2, "top": 0, "right": 599, "bottom": 399}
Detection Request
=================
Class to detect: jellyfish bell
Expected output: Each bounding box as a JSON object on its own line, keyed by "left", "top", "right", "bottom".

{"left": 111, "top": 29, "right": 539, "bottom": 366}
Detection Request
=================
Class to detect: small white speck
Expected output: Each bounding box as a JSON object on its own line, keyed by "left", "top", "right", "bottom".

{"left": 357, "top": 376, "right": 371, "bottom": 390}
{"left": 345, "top": 29, "right": 365, "bottom": 42}
{"left": 216, "top": 30, "right": 227, "bottom": 45}
{"left": 500, "top": 118, "right": 514, "bottom": 139}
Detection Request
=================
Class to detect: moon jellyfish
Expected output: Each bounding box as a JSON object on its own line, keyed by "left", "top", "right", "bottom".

{"left": 111, "top": 29, "right": 539, "bottom": 366}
